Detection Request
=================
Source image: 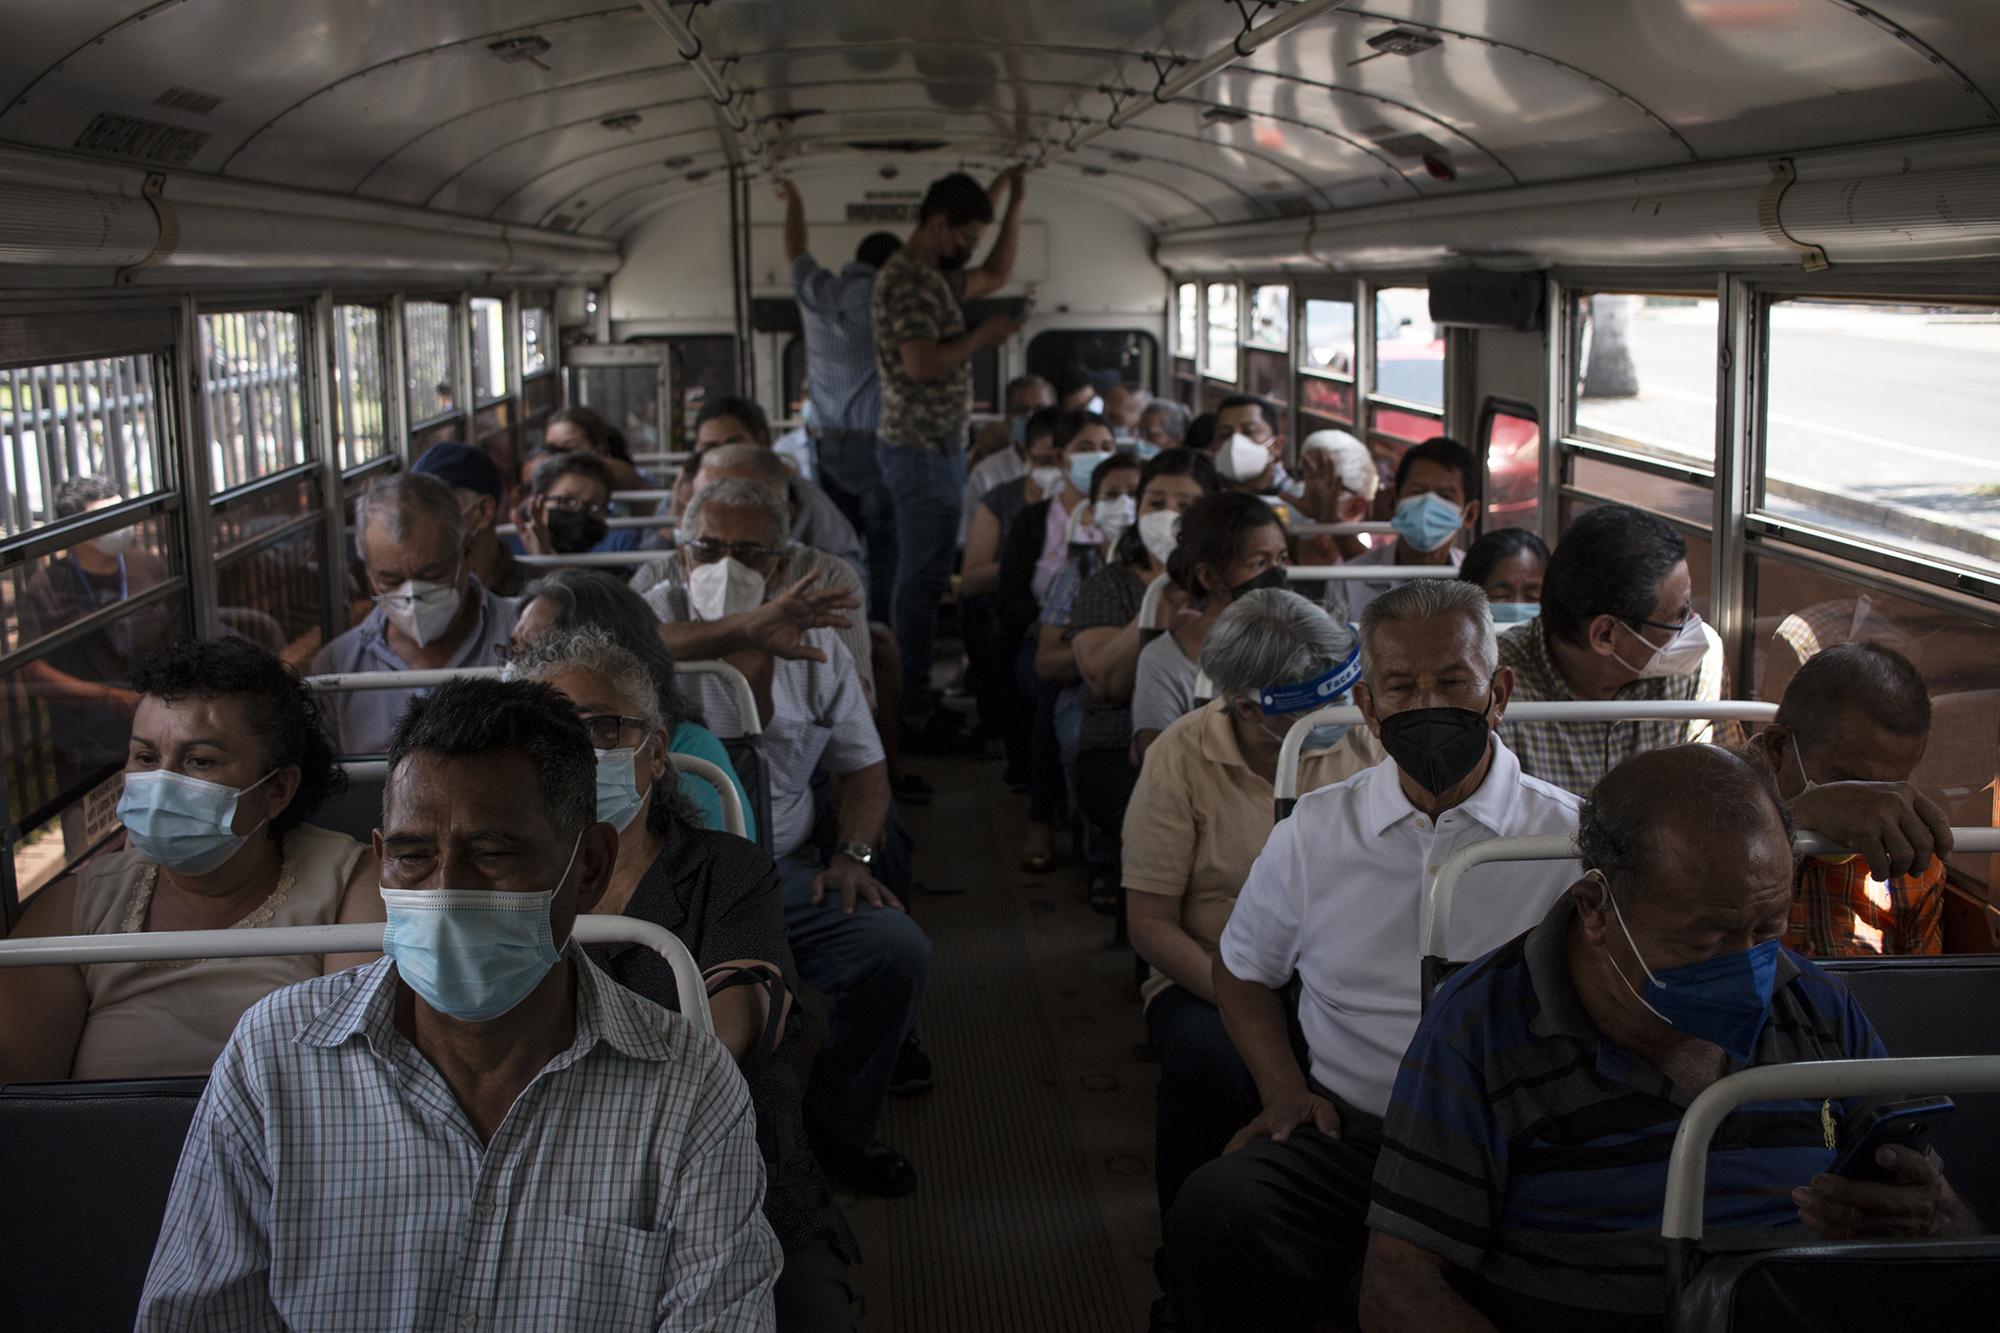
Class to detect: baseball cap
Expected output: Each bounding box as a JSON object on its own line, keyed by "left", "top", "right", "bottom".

{"left": 411, "top": 441, "right": 504, "bottom": 500}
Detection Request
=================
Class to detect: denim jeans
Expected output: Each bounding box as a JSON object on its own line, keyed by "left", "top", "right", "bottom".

{"left": 875, "top": 440, "right": 966, "bottom": 728}
{"left": 814, "top": 429, "right": 898, "bottom": 622}
{"left": 777, "top": 846, "right": 934, "bottom": 1147}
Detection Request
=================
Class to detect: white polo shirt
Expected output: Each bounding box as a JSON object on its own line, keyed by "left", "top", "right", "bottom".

{"left": 1219, "top": 737, "right": 1581, "bottom": 1117}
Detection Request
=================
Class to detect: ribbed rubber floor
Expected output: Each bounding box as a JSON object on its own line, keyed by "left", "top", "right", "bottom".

{"left": 841, "top": 755, "right": 1158, "bottom": 1333}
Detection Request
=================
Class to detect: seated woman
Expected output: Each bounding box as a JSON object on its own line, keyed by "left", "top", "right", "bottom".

{"left": 510, "top": 568, "right": 757, "bottom": 843}
{"left": 1008, "top": 446, "right": 1143, "bottom": 874}
{"left": 544, "top": 402, "right": 652, "bottom": 493}
{"left": 1132, "top": 491, "right": 1292, "bottom": 763}
{"left": 1458, "top": 526, "right": 1548, "bottom": 625}
{"left": 0, "top": 638, "right": 382, "bottom": 1082}
{"left": 511, "top": 450, "right": 644, "bottom": 556}
{"left": 1123, "top": 588, "right": 1382, "bottom": 1221}
{"left": 507, "top": 625, "right": 858, "bottom": 1332}
{"left": 1067, "top": 448, "right": 1221, "bottom": 910}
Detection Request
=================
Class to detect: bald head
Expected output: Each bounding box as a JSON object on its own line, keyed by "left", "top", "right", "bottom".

{"left": 1578, "top": 744, "right": 1795, "bottom": 910}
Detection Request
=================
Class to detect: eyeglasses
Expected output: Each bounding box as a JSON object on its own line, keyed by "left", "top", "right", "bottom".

{"left": 1627, "top": 607, "right": 1695, "bottom": 635}
{"left": 544, "top": 494, "right": 610, "bottom": 519}
{"left": 682, "top": 537, "right": 783, "bottom": 565}
{"left": 576, "top": 713, "right": 650, "bottom": 750}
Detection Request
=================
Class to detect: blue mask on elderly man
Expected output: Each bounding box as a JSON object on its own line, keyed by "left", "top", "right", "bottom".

{"left": 1598, "top": 871, "right": 1780, "bottom": 1062}
{"left": 380, "top": 835, "right": 582, "bottom": 1022}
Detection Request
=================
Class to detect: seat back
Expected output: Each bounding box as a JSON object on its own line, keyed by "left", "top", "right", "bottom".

{"left": 1818, "top": 954, "right": 2000, "bottom": 1216}
{"left": 1673, "top": 1237, "right": 2000, "bottom": 1332}
{"left": 723, "top": 737, "right": 775, "bottom": 855}
{"left": 0, "top": 1077, "right": 206, "bottom": 1329}
{"left": 320, "top": 764, "right": 386, "bottom": 842}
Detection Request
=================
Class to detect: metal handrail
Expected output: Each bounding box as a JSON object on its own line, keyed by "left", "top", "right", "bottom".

{"left": 0, "top": 916, "right": 713, "bottom": 1035}
{"left": 671, "top": 753, "right": 744, "bottom": 838}
{"left": 307, "top": 666, "right": 505, "bottom": 692}
{"left": 1275, "top": 700, "right": 1781, "bottom": 810}
{"left": 1137, "top": 574, "right": 1172, "bottom": 633}
{"left": 516, "top": 551, "right": 665, "bottom": 568}
{"left": 611, "top": 489, "right": 678, "bottom": 502}
{"left": 1290, "top": 521, "right": 1397, "bottom": 537}
{"left": 1421, "top": 828, "right": 2000, "bottom": 984}
{"left": 1285, "top": 565, "right": 1462, "bottom": 581}
{"left": 677, "top": 658, "right": 763, "bottom": 737}
{"left": 1662, "top": 1056, "right": 2000, "bottom": 1260}
{"left": 497, "top": 514, "right": 672, "bottom": 534}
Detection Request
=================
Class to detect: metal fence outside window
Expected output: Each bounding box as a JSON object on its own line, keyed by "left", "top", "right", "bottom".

{"left": 199, "top": 310, "right": 307, "bottom": 493}
{"left": 0, "top": 355, "right": 166, "bottom": 538}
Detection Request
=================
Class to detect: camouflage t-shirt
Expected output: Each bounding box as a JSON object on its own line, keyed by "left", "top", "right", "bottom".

{"left": 872, "top": 249, "right": 969, "bottom": 451}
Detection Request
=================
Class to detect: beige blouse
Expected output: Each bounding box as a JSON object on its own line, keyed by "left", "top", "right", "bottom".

{"left": 68, "top": 823, "right": 365, "bottom": 1079}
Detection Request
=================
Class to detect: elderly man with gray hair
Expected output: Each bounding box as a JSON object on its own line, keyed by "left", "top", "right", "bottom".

{"left": 1161, "top": 576, "right": 1584, "bottom": 1333}
{"left": 1124, "top": 589, "right": 1382, "bottom": 1229}
{"left": 309, "top": 470, "right": 520, "bottom": 755}
{"left": 639, "top": 475, "right": 933, "bottom": 1202}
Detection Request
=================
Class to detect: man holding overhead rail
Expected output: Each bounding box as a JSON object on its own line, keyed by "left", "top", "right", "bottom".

{"left": 649, "top": 478, "right": 933, "bottom": 1200}
{"left": 1495, "top": 502, "right": 1728, "bottom": 797}
{"left": 1360, "top": 744, "right": 1978, "bottom": 1333}
{"left": 1749, "top": 641, "right": 1949, "bottom": 956}
{"left": 1325, "top": 436, "right": 1477, "bottom": 624}
{"left": 783, "top": 179, "right": 903, "bottom": 621}
{"left": 137, "top": 678, "right": 779, "bottom": 1331}
{"left": 872, "top": 165, "right": 1027, "bottom": 750}
{"left": 309, "top": 472, "right": 518, "bottom": 755}
{"left": 1162, "top": 579, "right": 1585, "bottom": 1333}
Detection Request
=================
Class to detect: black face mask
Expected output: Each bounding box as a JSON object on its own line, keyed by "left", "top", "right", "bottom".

{"left": 937, "top": 246, "right": 969, "bottom": 272}
{"left": 1227, "top": 565, "right": 1289, "bottom": 601}
{"left": 546, "top": 508, "right": 610, "bottom": 554}
{"left": 1377, "top": 702, "right": 1493, "bottom": 796}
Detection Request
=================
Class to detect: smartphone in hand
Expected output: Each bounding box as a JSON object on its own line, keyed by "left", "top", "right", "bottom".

{"left": 1830, "top": 1096, "right": 1954, "bottom": 1183}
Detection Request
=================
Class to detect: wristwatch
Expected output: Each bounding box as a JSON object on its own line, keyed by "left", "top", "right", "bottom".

{"left": 834, "top": 841, "right": 876, "bottom": 869}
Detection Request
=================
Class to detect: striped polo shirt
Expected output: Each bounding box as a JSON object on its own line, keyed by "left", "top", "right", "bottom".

{"left": 1367, "top": 894, "right": 1886, "bottom": 1322}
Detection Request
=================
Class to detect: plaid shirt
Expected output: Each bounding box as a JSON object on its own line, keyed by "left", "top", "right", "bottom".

{"left": 1788, "top": 855, "right": 1946, "bottom": 957}
{"left": 1494, "top": 618, "right": 1732, "bottom": 798}
{"left": 138, "top": 949, "right": 778, "bottom": 1332}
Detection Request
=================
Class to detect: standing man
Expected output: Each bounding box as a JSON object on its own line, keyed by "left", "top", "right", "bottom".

{"left": 785, "top": 180, "right": 902, "bottom": 623}
{"left": 872, "top": 166, "right": 1028, "bottom": 749}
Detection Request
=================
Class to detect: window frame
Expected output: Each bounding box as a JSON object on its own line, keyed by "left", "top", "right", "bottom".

{"left": 1202, "top": 280, "right": 1240, "bottom": 384}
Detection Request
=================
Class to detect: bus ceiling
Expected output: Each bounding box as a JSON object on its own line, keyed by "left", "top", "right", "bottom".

{"left": 3, "top": 1, "right": 2000, "bottom": 280}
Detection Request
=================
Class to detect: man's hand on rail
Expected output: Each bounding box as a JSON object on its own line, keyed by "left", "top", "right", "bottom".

{"left": 1790, "top": 779, "right": 1955, "bottom": 881}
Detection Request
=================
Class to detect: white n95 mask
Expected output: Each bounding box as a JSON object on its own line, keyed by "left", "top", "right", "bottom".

{"left": 1215, "top": 433, "right": 1270, "bottom": 483}
{"left": 377, "top": 577, "right": 461, "bottom": 648}
{"left": 688, "top": 557, "right": 768, "bottom": 621}
{"left": 1138, "top": 509, "right": 1181, "bottom": 567}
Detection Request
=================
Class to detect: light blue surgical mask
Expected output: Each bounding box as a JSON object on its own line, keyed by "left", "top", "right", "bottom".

{"left": 380, "top": 834, "right": 581, "bottom": 1023}
{"left": 1489, "top": 601, "right": 1539, "bottom": 625}
{"left": 1067, "top": 450, "right": 1114, "bottom": 493}
{"left": 1130, "top": 439, "right": 1163, "bottom": 462}
{"left": 1304, "top": 723, "right": 1349, "bottom": 751}
{"left": 117, "top": 767, "right": 279, "bottom": 876}
{"left": 594, "top": 747, "right": 650, "bottom": 834}
{"left": 1391, "top": 492, "right": 1465, "bottom": 553}
{"left": 1010, "top": 414, "right": 1029, "bottom": 448}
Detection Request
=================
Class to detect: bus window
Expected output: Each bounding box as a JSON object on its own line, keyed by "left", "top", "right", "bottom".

{"left": 469, "top": 298, "right": 508, "bottom": 406}
{"left": 1204, "top": 282, "right": 1238, "bottom": 382}
{"left": 0, "top": 353, "right": 168, "bottom": 538}
{"left": 1303, "top": 296, "right": 1355, "bottom": 376}
{"left": 1761, "top": 299, "right": 2000, "bottom": 581}
{"left": 332, "top": 306, "right": 389, "bottom": 475}
{"left": 1570, "top": 292, "right": 1718, "bottom": 469}
{"left": 1175, "top": 282, "right": 1198, "bottom": 359}
{"left": 1372, "top": 286, "right": 1442, "bottom": 409}
{"left": 1248, "top": 285, "right": 1290, "bottom": 350}
{"left": 522, "top": 305, "right": 554, "bottom": 377}
{"left": 1026, "top": 330, "right": 1160, "bottom": 396}
{"left": 403, "top": 300, "right": 459, "bottom": 428}
{"left": 1481, "top": 399, "right": 1542, "bottom": 535}
{"left": 199, "top": 310, "right": 307, "bottom": 493}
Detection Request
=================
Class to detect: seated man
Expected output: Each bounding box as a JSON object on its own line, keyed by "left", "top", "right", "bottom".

{"left": 1163, "top": 578, "right": 1585, "bottom": 1333}
{"left": 411, "top": 441, "right": 529, "bottom": 596}
{"left": 1206, "top": 394, "right": 1295, "bottom": 498}
{"left": 1750, "top": 640, "right": 1946, "bottom": 956}
{"left": 635, "top": 448, "right": 874, "bottom": 701}
{"left": 648, "top": 478, "right": 932, "bottom": 1198}
{"left": 960, "top": 373, "right": 1056, "bottom": 544}
{"left": 136, "top": 678, "right": 779, "bottom": 1329}
{"left": 1497, "top": 502, "right": 1726, "bottom": 796}
{"left": 1326, "top": 436, "right": 1476, "bottom": 623}
{"left": 513, "top": 450, "right": 644, "bottom": 556}
{"left": 686, "top": 396, "right": 863, "bottom": 569}
{"left": 1361, "top": 744, "right": 1979, "bottom": 1333}
{"left": 1137, "top": 398, "right": 1191, "bottom": 455}
{"left": 310, "top": 472, "right": 518, "bottom": 755}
